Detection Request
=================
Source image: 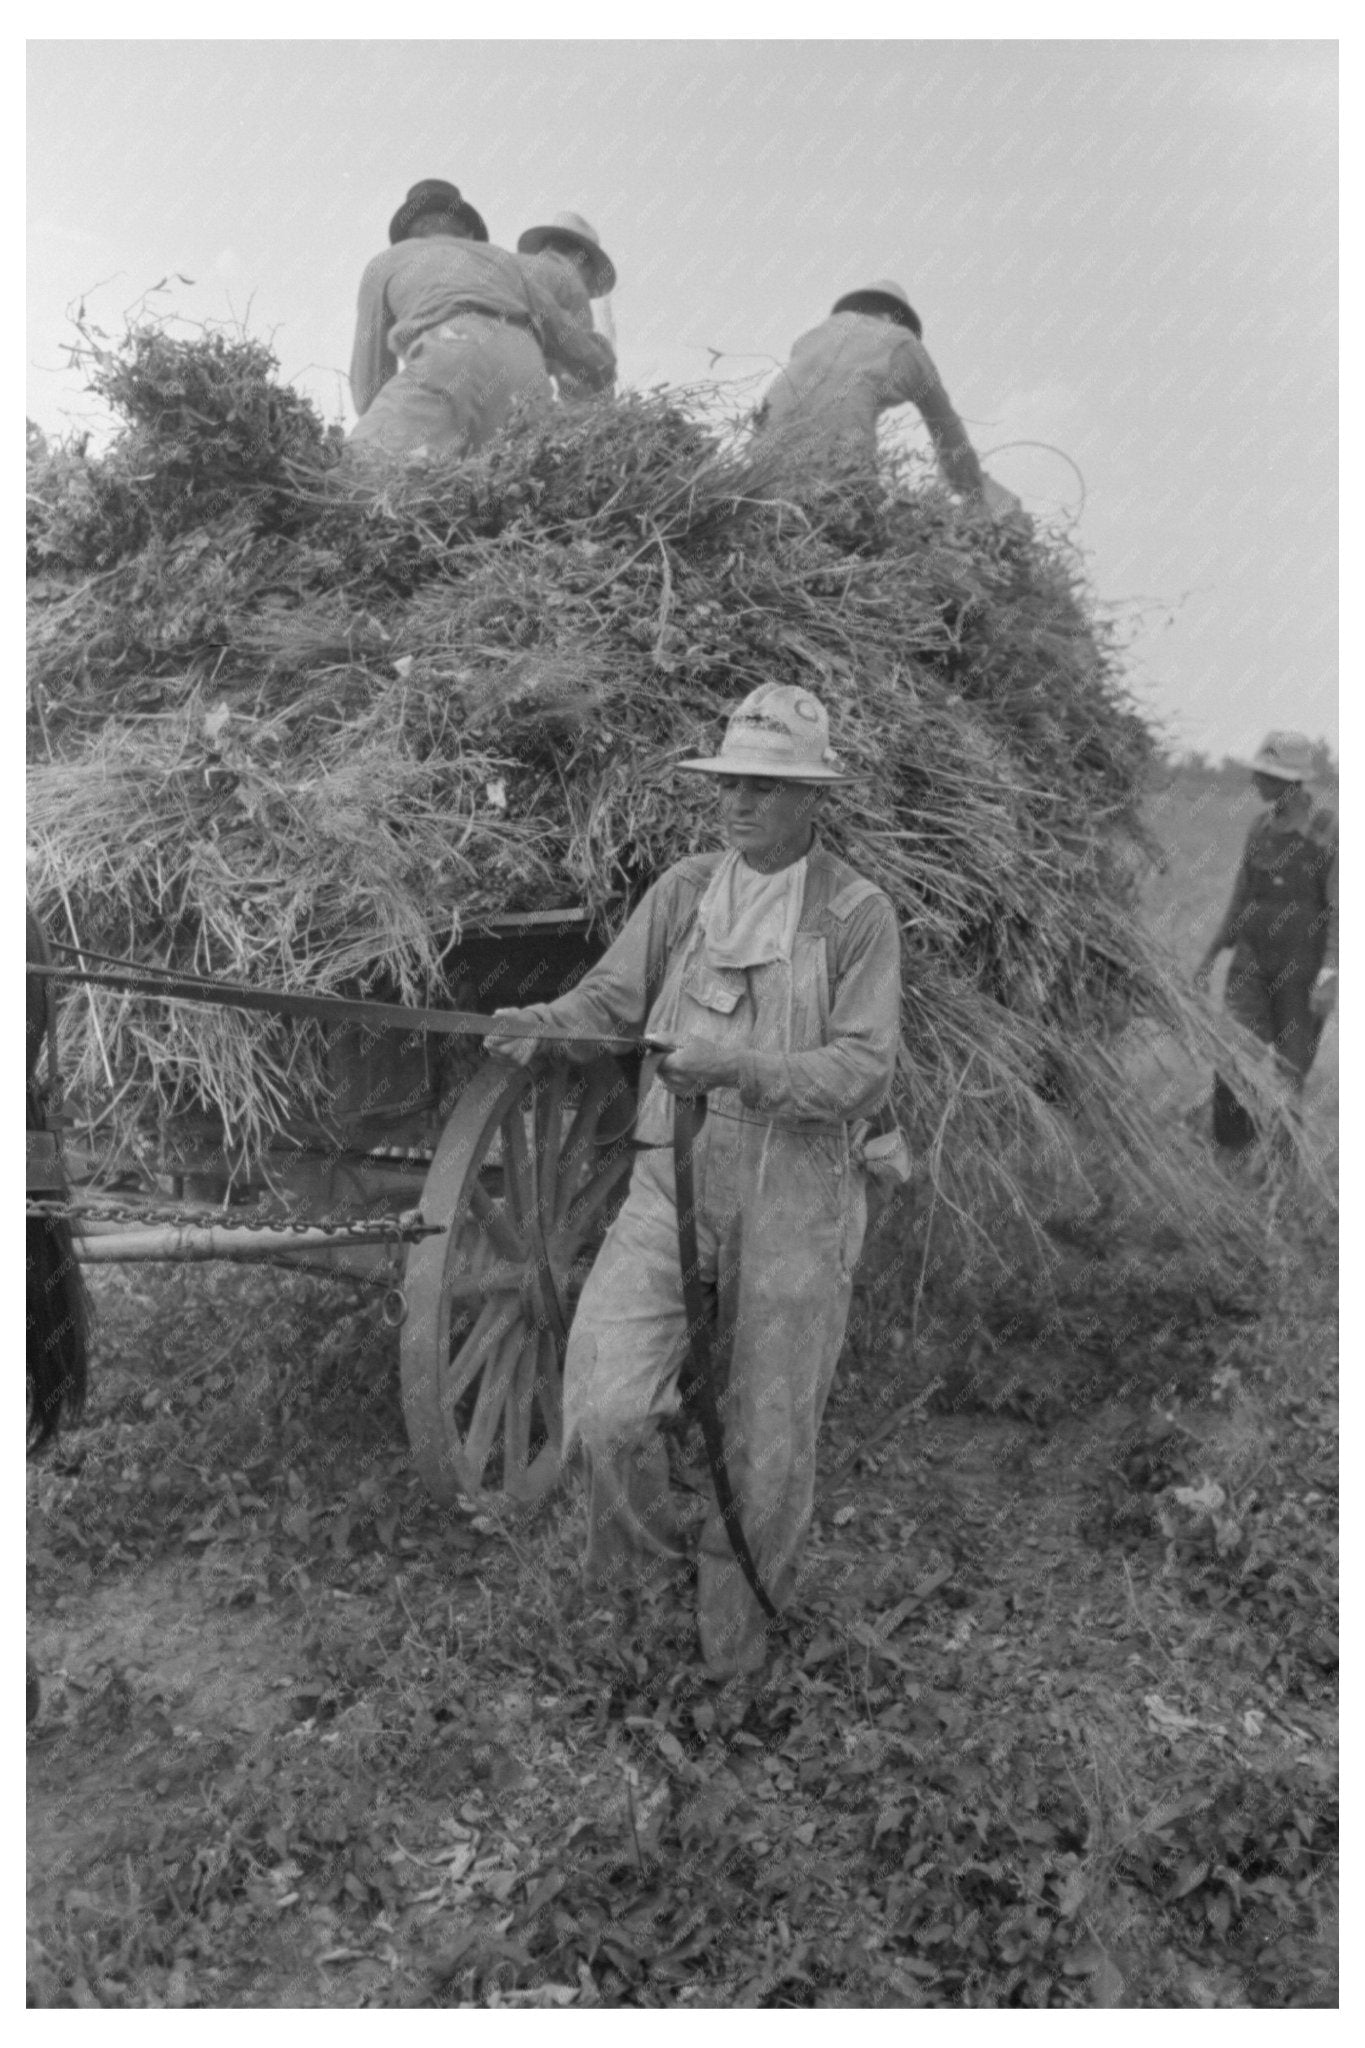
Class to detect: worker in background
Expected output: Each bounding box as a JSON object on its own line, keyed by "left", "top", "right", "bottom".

{"left": 516, "top": 210, "right": 618, "bottom": 402}
{"left": 1194, "top": 731, "right": 1338, "bottom": 1151}
{"left": 347, "top": 179, "right": 615, "bottom": 462}
{"left": 756, "top": 279, "right": 1021, "bottom": 520}
{"left": 487, "top": 685, "right": 903, "bottom": 1681}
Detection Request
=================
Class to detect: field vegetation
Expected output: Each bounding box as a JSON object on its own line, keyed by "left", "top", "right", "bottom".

{"left": 27, "top": 776, "right": 1337, "bottom": 2006}
{"left": 27, "top": 322, "right": 1336, "bottom": 2008}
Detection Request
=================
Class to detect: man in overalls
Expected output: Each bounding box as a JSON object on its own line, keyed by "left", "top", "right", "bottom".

{"left": 1195, "top": 731, "right": 1338, "bottom": 1150}
{"left": 487, "top": 685, "right": 902, "bottom": 1677}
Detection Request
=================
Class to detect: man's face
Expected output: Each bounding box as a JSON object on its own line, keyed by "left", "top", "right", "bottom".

{"left": 1253, "top": 771, "right": 1298, "bottom": 804}
{"left": 715, "top": 776, "right": 822, "bottom": 866}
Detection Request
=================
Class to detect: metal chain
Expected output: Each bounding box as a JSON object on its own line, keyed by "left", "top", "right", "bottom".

{"left": 24, "top": 1192, "right": 431, "bottom": 1242}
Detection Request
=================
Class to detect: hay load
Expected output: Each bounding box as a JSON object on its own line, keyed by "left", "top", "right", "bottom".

{"left": 27, "top": 319, "right": 1224, "bottom": 1253}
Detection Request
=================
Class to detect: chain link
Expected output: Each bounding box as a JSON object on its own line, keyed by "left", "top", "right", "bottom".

{"left": 25, "top": 1192, "right": 432, "bottom": 1243}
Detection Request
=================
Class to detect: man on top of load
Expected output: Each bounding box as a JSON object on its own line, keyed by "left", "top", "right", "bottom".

{"left": 1195, "top": 730, "right": 1338, "bottom": 1150}
{"left": 756, "top": 278, "right": 1021, "bottom": 520}
{"left": 486, "top": 684, "right": 903, "bottom": 1680}
{"left": 516, "top": 209, "right": 618, "bottom": 402}
{"left": 348, "top": 179, "right": 616, "bottom": 462}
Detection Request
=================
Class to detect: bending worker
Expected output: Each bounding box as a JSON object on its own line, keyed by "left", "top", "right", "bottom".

{"left": 1195, "top": 731, "right": 1338, "bottom": 1150}
{"left": 348, "top": 178, "right": 615, "bottom": 462}
{"left": 487, "top": 684, "right": 902, "bottom": 1680}
{"left": 756, "top": 279, "right": 1020, "bottom": 519}
{"left": 516, "top": 209, "right": 618, "bottom": 402}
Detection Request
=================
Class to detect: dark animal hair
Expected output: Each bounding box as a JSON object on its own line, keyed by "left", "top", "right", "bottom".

{"left": 27, "top": 904, "right": 89, "bottom": 1454}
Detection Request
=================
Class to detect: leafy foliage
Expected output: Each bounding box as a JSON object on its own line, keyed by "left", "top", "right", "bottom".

{"left": 28, "top": 1221, "right": 1337, "bottom": 2009}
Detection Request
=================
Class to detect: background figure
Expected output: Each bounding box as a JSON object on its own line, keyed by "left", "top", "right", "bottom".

{"left": 755, "top": 278, "right": 1020, "bottom": 520}
{"left": 347, "top": 179, "right": 614, "bottom": 463}
{"left": 517, "top": 210, "right": 618, "bottom": 402}
{"left": 1195, "top": 732, "right": 1338, "bottom": 1151}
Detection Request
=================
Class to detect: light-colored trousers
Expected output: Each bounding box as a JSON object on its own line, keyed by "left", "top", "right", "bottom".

{"left": 563, "top": 1116, "right": 867, "bottom": 1676}
{"left": 348, "top": 318, "right": 551, "bottom": 461}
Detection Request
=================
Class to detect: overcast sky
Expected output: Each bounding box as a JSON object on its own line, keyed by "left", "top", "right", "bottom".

{"left": 27, "top": 37, "right": 1338, "bottom": 758}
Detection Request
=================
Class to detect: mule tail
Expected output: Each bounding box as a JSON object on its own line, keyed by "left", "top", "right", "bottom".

{"left": 27, "top": 1210, "right": 89, "bottom": 1455}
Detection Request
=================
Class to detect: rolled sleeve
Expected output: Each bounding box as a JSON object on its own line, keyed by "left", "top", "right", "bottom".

{"left": 515, "top": 868, "right": 700, "bottom": 1046}
{"left": 350, "top": 257, "right": 395, "bottom": 416}
{"left": 521, "top": 270, "right": 616, "bottom": 395}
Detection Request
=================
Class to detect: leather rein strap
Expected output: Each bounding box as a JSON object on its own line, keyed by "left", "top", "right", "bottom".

{"left": 671, "top": 1091, "right": 778, "bottom": 1623}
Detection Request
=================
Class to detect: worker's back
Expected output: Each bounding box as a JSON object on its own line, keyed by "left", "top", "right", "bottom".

{"left": 758, "top": 312, "right": 939, "bottom": 465}
{"left": 357, "top": 239, "right": 539, "bottom": 363}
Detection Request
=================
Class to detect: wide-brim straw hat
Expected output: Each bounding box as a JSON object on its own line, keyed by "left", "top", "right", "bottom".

{"left": 517, "top": 210, "right": 616, "bottom": 297}
{"left": 1241, "top": 730, "right": 1316, "bottom": 782}
{"left": 389, "top": 179, "right": 489, "bottom": 246}
{"left": 678, "top": 683, "right": 858, "bottom": 784}
{"left": 831, "top": 278, "right": 923, "bottom": 339}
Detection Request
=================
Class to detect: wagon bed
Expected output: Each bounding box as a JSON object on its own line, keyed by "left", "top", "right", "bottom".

{"left": 32, "top": 906, "right": 644, "bottom": 1505}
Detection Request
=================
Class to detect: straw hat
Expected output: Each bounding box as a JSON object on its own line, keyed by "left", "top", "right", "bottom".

{"left": 678, "top": 684, "right": 856, "bottom": 784}
{"left": 831, "top": 279, "right": 923, "bottom": 339}
{"left": 389, "top": 180, "right": 489, "bottom": 246}
{"left": 517, "top": 211, "right": 616, "bottom": 297}
{"left": 1242, "top": 731, "right": 1317, "bottom": 782}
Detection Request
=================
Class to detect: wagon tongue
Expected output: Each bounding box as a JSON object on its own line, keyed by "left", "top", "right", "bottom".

{"left": 26, "top": 956, "right": 641, "bottom": 1050}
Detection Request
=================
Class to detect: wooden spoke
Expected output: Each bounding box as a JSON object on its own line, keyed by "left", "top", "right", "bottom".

{"left": 560, "top": 1144, "right": 635, "bottom": 1240}
{"left": 500, "top": 1327, "right": 538, "bottom": 1492}
{"left": 467, "top": 1178, "right": 526, "bottom": 1264}
{"left": 460, "top": 1322, "right": 522, "bottom": 1479}
{"left": 441, "top": 1260, "right": 523, "bottom": 1301}
{"left": 441, "top": 1297, "right": 521, "bottom": 1416}
{"left": 501, "top": 1101, "right": 536, "bottom": 1233}
{"left": 533, "top": 1064, "right": 567, "bottom": 1231}
{"left": 553, "top": 1061, "right": 627, "bottom": 1225}
{"left": 531, "top": 1321, "right": 563, "bottom": 1444}
{"left": 402, "top": 1055, "right": 636, "bottom": 1506}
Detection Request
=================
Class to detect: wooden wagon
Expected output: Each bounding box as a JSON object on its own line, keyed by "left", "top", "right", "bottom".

{"left": 33, "top": 910, "right": 642, "bottom": 1506}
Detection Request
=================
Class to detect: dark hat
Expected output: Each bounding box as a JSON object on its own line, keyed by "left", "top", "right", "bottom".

{"left": 389, "top": 179, "right": 489, "bottom": 246}
{"left": 831, "top": 278, "right": 923, "bottom": 338}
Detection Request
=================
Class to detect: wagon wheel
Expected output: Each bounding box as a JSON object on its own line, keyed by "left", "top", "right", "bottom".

{"left": 401, "top": 1055, "right": 636, "bottom": 1505}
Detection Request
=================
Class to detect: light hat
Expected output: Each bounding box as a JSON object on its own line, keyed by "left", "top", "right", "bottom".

{"left": 1243, "top": 731, "right": 1317, "bottom": 782}
{"left": 517, "top": 211, "right": 617, "bottom": 297}
{"left": 389, "top": 180, "right": 489, "bottom": 246}
{"left": 678, "top": 683, "right": 856, "bottom": 784}
{"left": 831, "top": 279, "right": 923, "bottom": 339}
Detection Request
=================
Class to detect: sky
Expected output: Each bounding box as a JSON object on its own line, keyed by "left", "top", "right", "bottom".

{"left": 26, "top": 36, "right": 1338, "bottom": 758}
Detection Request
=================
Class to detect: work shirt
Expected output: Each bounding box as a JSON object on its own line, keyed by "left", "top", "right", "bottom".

{"left": 756, "top": 311, "right": 984, "bottom": 494}
{"left": 514, "top": 842, "right": 902, "bottom": 1141}
{"left": 349, "top": 238, "right": 615, "bottom": 416}
{"left": 517, "top": 251, "right": 615, "bottom": 400}
{"left": 1212, "top": 789, "right": 1338, "bottom": 975}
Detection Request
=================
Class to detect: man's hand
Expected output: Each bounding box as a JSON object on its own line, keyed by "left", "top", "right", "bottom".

{"left": 484, "top": 1007, "right": 543, "bottom": 1067}
{"left": 655, "top": 1037, "right": 741, "bottom": 1095}
{"left": 1309, "top": 969, "right": 1338, "bottom": 1021}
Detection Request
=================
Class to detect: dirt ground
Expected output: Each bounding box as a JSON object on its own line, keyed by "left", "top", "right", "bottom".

{"left": 27, "top": 774, "right": 1338, "bottom": 2008}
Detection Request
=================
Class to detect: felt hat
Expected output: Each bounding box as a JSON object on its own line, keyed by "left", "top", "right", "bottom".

{"left": 517, "top": 210, "right": 616, "bottom": 297}
{"left": 678, "top": 684, "right": 856, "bottom": 784}
{"left": 389, "top": 179, "right": 489, "bottom": 246}
{"left": 831, "top": 278, "right": 923, "bottom": 339}
{"left": 1242, "top": 731, "right": 1317, "bottom": 782}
